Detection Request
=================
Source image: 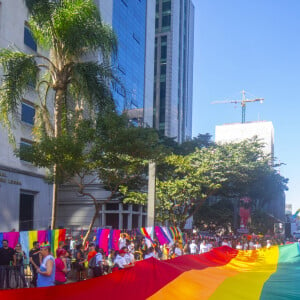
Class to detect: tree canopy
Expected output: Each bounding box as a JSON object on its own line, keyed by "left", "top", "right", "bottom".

{"left": 122, "top": 138, "right": 288, "bottom": 227}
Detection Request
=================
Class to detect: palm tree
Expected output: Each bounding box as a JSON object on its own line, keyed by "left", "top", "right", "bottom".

{"left": 0, "top": 0, "right": 117, "bottom": 229}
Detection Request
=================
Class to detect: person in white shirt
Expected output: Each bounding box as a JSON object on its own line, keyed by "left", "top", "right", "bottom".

{"left": 199, "top": 240, "right": 209, "bottom": 254}
{"left": 174, "top": 243, "right": 182, "bottom": 257}
{"left": 114, "top": 250, "right": 134, "bottom": 269}
{"left": 123, "top": 248, "right": 135, "bottom": 264}
{"left": 221, "top": 239, "right": 229, "bottom": 246}
{"left": 144, "top": 247, "right": 155, "bottom": 259}
{"left": 254, "top": 241, "right": 261, "bottom": 250}
{"left": 206, "top": 240, "right": 213, "bottom": 252}
{"left": 236, "top": 241, "right": 243, "bottom": 250}
{"left": 249, "top": 241, "right": 254, "bottom": 250}
{"left": 243, "top": 242, "right": 249, "bottom": 250}
{"left": 266, "top": 240, "right": 272, "bottom": 249}
{"left": 118, "top": 234, "right": 127, "bottom": 250}
{"left": 189, "top": 240, "right": 198, "bottom": 254}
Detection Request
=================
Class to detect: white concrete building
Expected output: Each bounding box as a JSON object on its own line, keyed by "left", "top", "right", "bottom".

{"left": 0, "top": 0, "right": 52, "bottom": 232}
{"left": 215, "top": 121, "right": 274, "bottom": 158}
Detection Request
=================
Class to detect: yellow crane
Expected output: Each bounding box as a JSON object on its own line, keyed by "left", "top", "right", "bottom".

{"left": 211, "top": 90, "right": 264, "bottom": 123}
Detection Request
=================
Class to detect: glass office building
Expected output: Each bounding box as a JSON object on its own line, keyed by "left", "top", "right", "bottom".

{"left": 154, "top": 0, "right": 194, "bottom": 142}
{"left": 111, "top": 0, "right": 147, "bottom": 113}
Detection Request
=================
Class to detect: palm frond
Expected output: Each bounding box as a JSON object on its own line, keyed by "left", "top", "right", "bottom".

{"left": 28, "top": 0, "right": 117, "bottom": 59}
{"left": 70, "top": 61, "right": 115, "bottom": 111}
{"left": 0, "top": 49, "right": 38, "bottom": 123}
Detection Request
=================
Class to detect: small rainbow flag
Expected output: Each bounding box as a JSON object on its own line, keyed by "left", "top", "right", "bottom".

{"left": 1, "top": 244, "right": 299, "bottom": 299}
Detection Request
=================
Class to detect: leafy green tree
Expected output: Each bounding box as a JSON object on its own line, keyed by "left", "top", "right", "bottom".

{"left": 20, "top": 111, "right": 165, "bottom": 244}
{"left": 0, "top": 0, "right": 117, "bottom": 228}
{"left": 122, "top": 138, "right": 288, "bottom": 228}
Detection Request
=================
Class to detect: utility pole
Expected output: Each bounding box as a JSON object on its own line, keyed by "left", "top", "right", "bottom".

{"left": 212, "top": 90, "right": 264, "bottom": 123}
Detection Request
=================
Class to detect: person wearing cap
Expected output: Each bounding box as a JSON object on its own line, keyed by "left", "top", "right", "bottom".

{"left": 114, "top": 250, "right": 134, "bottom": 269}
{"left": 55, "top": 248, "right": 68, "bottom": 285}
{"left": 37, "top": 244, "right": 55, "bottom": 287}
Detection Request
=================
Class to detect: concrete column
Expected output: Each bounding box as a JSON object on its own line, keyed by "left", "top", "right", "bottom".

{"left": 128, "top": 205, "right": 133, "bottom": 230}
{"left": 102, "top": 204, "right": 106, "bottom": 227}
{"left": 147, "top": 161, "right": 156, "bottom": 227}
{"left": 138, "top": 206, "right": 143, "bottom": 227}
{"left": 119, "top": 203, "right": 123, "bottom": 229}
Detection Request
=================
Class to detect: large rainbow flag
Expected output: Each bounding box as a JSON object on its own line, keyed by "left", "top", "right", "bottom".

{"left": 1, "top": 243, "right": 299, "bottom": 299}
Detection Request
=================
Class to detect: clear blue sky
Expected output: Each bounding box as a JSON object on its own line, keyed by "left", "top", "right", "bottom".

{"left": 192, "top": 0, "right": 300, "bottom": 212}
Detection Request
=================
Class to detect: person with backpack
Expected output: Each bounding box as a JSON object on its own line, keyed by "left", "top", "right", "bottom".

{"left": 87, "top": 243, "right": 97, "bottom": 278}
{"left": 90, "top": 247, "right": 104, "bottom": 277}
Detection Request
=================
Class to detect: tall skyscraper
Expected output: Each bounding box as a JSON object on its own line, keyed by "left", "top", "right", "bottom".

{"left": 154, "top": 0, "right": 194, "bottom": 142}
{"left": 97, "top": 0, "right": 155, "bottom": 127}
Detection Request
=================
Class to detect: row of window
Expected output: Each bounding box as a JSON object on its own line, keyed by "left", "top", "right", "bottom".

{"left": 155, "top": 0, "right": 172, "bottom": 32}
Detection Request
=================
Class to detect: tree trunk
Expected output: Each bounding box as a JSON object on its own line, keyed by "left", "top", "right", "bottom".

{"left": 51, "top": 87, "right": 65, "bottom": 229}
{"left": 82, "top": 204, "right": 101, "bottom": 247}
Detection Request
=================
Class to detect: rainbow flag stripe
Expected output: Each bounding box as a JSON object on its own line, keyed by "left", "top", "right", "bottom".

{"left": 1, "top": 244, "right": 299, "bottom": 299}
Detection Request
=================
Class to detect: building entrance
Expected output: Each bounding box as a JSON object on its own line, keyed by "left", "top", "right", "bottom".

{"left": 19, "top": 193, "right": 34, "bottom": 231}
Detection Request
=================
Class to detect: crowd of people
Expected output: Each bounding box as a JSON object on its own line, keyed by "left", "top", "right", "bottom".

{"left": 0, "top": 232, "right": 298, "bottom": 289}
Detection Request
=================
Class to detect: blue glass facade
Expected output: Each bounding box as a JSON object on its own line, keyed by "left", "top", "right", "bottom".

{"left": 112, "top": 0, "right": 146, "bottom": 113}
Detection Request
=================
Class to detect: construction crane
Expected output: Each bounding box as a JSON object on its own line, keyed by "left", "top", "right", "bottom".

{"left": 211, "top": 90, "right": 264, "bottom": 123}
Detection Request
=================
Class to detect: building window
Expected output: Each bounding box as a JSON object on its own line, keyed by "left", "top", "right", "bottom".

{"left": 24, "top": 22, "right": 37, "bottom": 51}
{"left": 160, "top": 36, "right": 168, "bottom": 62}
{"left": 20, "top": 138, "right": 33, "bottom": 162}
{"left": 160, "top": 64, "right": 166, "bottom": 75}
{"left": 132, "top": 204, "right": 140, "bottom": 212}
{"left": 122, "top": 214, "right": 128, "bottom": 229}
{"left": 162, "top": 15, "right": 171, "bottom": 28}
{"left": 162, "top": 1, "right": 171, "bottom": 12}
{"left": 106, "top": 203, "right": 119, "bottom": 210}
{"left": 106, "top": 213, "right": 119, "bottom": 229}
{"left": 132, "top": 214, "right": 139, "bottom": 228}
{"left": 21, "top": 101, "right": 35, "bottom": 125}
{"left": 159, "top": 82, "right": 166, "bottom": 123}
{"left": 161, "top": 45, "right": 167, "bottom": 61}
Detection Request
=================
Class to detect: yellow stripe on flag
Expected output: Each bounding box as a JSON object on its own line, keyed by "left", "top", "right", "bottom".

{"left": 28, "top": 231, "right": 37, "bottom": 252}
{"left": 209, "top": 246, "right": 279, "bottom": 300}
